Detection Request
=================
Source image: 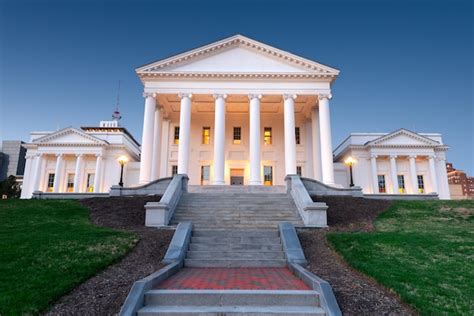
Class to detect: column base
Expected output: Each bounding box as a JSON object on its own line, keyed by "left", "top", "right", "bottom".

{"left": 249, "top": 181, "right": 263, "bottom": 185}
{"left": 212, "top": 181, "right": 225, "bottom": 185}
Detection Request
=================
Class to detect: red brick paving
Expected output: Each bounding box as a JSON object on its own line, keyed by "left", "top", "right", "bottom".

{"left": 155, "top": 267, "right": 310, "bottom": 290}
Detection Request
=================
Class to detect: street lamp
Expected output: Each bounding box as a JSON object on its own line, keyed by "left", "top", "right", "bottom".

{"left": 344, "top": 156, "right": 356, "bottom": 187}
{"left": 117, "top": 155, "right": 128, "bottom": 187}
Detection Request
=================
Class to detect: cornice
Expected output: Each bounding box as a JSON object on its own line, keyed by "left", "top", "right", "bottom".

{"left": 137, "top": 72, "right": 337, "bottom": 80}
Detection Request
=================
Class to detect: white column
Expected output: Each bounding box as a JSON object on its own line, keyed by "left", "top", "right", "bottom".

{"left": 213, "top": 94, "right": 226, "bottom": 185}
{"left": 283, "top": 94, "right": 297, "bottom": 175}
{"left": 408, "top": 155, "right": 418, "bottom": 194}
{"left": 93, "top": 154, "right": 103, "bottom": 193}
{"left": 32, "top": 153, "right": 44, "bottom": 192}
{"left": 249, "top": 94, "right": 262, "bottom": 185}
{"left": 73, "top": 154, "right": 84, "bottom": 193}
{"left": 53, "top": 154, "right": 64, "bottom": 193}
{"left": 389, "top": 155, "right": 399, "bottom": 193}
{"left": 177, "top": 94, "right": 192, "bottom": 174}
{"left": 436, "top": 157, "right": 451, "bottom": 199}
{"left": 318, "top": 94, "right": 335, "bottom": 185}
{"left": 428, "top": 155, "right": 438, "bottom": 193}
{"left": 139, "top": 93, "right": 156, "bottom": 184}
{"left": 150, "top": 106, "right": 163, "bottom": 181}
{"left": 370, "top": 155, "right": 379, "bottom": 193}
{"left": 21, "top": 155, "right": 34, "bottom": 198}
{"left": 311, "top": 107, "right": 323, "bottom": 181}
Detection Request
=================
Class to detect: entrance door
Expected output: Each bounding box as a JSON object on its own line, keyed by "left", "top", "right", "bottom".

{"left": 230, "top": 169, "right": 244, "bottom": 185}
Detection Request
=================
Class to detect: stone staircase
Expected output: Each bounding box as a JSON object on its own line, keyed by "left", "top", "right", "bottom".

{"left": 170, "top": 191, "right": 303, "bottom": 229}
{"left": 137, "top": 290, "right": 325, "bottom": 315}
{"left": 185, "top": 230, "right": 286, "bottom": 267}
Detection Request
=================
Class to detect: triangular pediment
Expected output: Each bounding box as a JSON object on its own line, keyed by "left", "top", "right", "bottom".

{"left": 33, "top": 127, "right": 108, "bottom": 145}
{"left": 136, "top": 34, "right": 339, "bottom": 80}
{"left": 367, "top": 129, "right": 440, "bottom": 147}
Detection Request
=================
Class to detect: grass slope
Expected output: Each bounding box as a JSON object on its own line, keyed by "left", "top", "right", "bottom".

{"left": 0, "top": 199, "right": 137, "bottom": 315}
{"left": 328, "top": 200, "right": 474, "bottom": 315}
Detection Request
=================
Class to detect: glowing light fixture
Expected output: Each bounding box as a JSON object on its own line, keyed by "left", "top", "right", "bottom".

{"left": 117, "top": 155, "right": 129, "bottom": 187}
{"left": 344, "top": 156, "right": 356, "bottom": 187}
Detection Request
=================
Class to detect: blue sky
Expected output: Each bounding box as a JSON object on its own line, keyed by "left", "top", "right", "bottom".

{"left": 1, "top": 0, "right": 473, "bottom": 174}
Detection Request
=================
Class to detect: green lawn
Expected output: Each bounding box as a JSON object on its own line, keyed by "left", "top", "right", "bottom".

{"left": 328, "top": 200, "right": 474, "bottom": 315}
{"left": 0, "top": 199, "right": 137, "bottom": 315}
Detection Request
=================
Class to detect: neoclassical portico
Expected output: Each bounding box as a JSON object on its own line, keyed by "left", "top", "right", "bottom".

{"left": 136, "top": 34, "right": 340, "bottom": 186}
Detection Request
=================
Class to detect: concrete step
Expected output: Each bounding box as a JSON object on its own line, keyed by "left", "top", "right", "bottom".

{"left": 137, "top": 305, "right": 325, "bottom": 315}
{"left": 191, "top": 236, "right": 281, "bottom": 244}
{"left": 184, "top": 258, "right": 287, "bottom": 267}
{"left": 144, "top": 289, "right": 319, "bottom": 307}
{"left": 177, "top": 224, "right": 298, "bottom": 230}
{"left": 189, "top": 243, "right": 283, "bottom": 252}
{"left": 193, "top": 230, "right": 279, "bottom": 237}
{"left": 187, "top": 251, "right": 285, "bottom": 259}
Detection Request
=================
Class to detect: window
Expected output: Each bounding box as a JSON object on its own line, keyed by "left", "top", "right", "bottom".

{"left": 417, "top": 175, "right": 425, "bottom": 193}
{"left": 67, "top": 174, "right": 75, "bottom": 192}
{"left": 201, "top": 165, "right": 210, "bottom": 185}
{"left": 173, "top": 126, "right": 180, "bottom": 145}
{"left": 264, "top": 166, "right": 273, "bottom": 186}
{"left": 296, "top": 166, "right": 302, "bottom": 177}
{"left": 87, "top": 173, "right": 95, "bottom": 192}
{"left": 233, "top": 127, "right": 241, "bottom": 144}
{"left": 264, "top": 127, "right": 272, "bottom": 145}
{"left": 295, "top": 127, "right": 301, "bottom": 145}
{"left": 171, "top": 165, "right": 178, "bottom": 176}
{"left": 202, "top": 127, "right": 210, "bottom": 145}
{"left": 397, "top": 175, "right": 406, "bottom": 193}
{"left": 378, "top": 175, "right": 386, "bottom": 193}
{"left": 47, "top": 173, "right": 55, "bottom": 192}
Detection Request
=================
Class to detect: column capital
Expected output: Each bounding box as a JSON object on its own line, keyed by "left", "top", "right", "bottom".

{"left": 213, "top": 93, "right": 227, "bottom": 100}
{"left": 436, "top": 157, "right": 446, "bottom": 162}
{"left": 143, "top": 92, "right": 157, "bottom": 98}
{"left": 370, "top": 154, "right": 378, "bottom": 159}
{"left": 389, "top": 155, "right": 398, "bottom": 159}
{"left": 178, "top": 93, "right": 193, "bottom": 100}
{"left": 283, "top": 94, "right": 297, "bottom": 101}
{"left": 248, "top": 94, "right": 262, "bottom": 100}
{"left": 55, "top": 153, "right": 64, "bottom": 158}
{"left": 95, "top": 153, "right": 103, "bottom": 158}
{"left": 75, "top": 153, "right": 84, "bottom": 158}
{"left": 428, "top": 154, "right": 436, "bottom": 160}
{"left": 409, "top": 155, "right": 417, "bottom": 159}
{"left": 318, "top": 93, "right": 332, "bottom": 101}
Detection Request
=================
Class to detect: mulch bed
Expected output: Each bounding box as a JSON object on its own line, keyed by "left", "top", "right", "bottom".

{"left": 298, "top": 196, "right": 416, "bottom": 315}
{"left": 46, "top": 196, "right": 174, "bottom": 316}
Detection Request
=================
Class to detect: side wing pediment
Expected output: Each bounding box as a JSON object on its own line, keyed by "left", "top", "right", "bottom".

{"left": 33, "top": 127, "right": 107, "bottom": 145}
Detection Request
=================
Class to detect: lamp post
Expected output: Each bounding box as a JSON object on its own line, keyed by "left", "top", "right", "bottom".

{"left": 118, "top": 156, "right": 128, "bottom": 187}
{"left": 344, "top": 156, "right": 356, "bottom": 187}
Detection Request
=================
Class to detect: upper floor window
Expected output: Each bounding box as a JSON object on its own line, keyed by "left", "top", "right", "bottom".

{"left": 264, "top": 127, "right": 272, "bottom": 145}
{"left": 233, "top": 127, "right": 241, "bottom": 144}
{"left": 295, "top": 127, "right": 301, "bottom": 145}
{"left": 417, "top": 175, "right": 425, "bottom": 193}
{"left": 296, "top": 166, "right": 302, "bottom": 177}
{"left": 202, "top": 127, "right": 211, "bottom": 145}
{"left": 47, "top": 173, "right": 55, "bottom": 192}
{"left": 397, "top": 175, "right": 405, "bottom": 193}
{"left": 378, "top": 175, "right": 386, "bottom": 193}
{"left": 173, "top": 126, "right": 180, "bottom": 145}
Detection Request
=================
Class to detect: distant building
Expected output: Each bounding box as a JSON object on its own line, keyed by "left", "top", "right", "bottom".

{"left": 0, "top": 140, "right": 27, "bottom": 184}
{"left": 446, "top": 162, "right": 474, "bottom": 199}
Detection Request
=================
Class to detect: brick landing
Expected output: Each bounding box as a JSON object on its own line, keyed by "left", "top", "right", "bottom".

{"left": 155, "top": 267, "right": 310, "bottom": 290}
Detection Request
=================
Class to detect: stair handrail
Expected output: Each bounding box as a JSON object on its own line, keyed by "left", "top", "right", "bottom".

{"left": 285, "top": 175, "right": 328, "bottom": 227}
{"left": 145, "top": 174, "right": 189, "bottom": 227}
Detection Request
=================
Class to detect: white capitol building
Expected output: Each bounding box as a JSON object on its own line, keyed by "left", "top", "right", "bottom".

{"left": 20, "top": 35, "right": 450, "bottom": 200}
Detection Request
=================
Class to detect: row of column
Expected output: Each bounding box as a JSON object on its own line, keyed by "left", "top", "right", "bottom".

{"left": 370, "top": 154, "right": 439, "bottom": 194}
{"left": 139, "top": 92, "right": 335, "bottom": 185}
{"left": 29, "top": 153, "right": 103, "bottom": 193}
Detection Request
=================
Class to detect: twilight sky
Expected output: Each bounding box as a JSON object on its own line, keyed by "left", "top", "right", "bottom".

{"left": 1, "top": 0, "right": 473, "bottom": 174}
